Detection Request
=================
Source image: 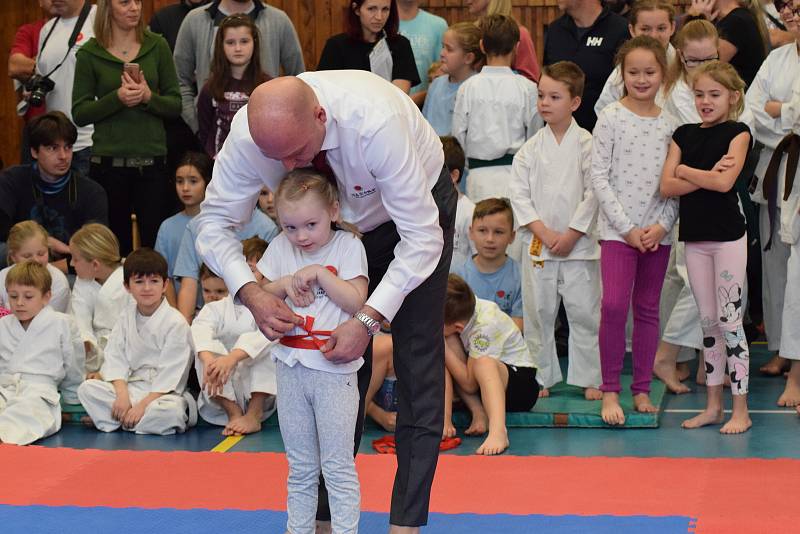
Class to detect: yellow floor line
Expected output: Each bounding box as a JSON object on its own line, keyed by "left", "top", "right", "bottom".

{"left": 211, "top": 435, "right": 243, "bottom": 453}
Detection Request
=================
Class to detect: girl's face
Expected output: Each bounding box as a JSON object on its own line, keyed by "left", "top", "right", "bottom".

{"left": 201, "top": 276, "right": 229, "bottom": 304}
{"left": 69, "top": 248, "right": 95, "bottom": 280}
{"left": 465, "top": 0, "right": 489, "bottom": 16}
{"left": 693, "top": 74, "right": 738, "bottom": 126}
{"left": 175, "top": 164, "right": 207, "bottom": 209}
{"left": 629, "top": 9, "right": 675, "bottom": 49}
{"left": 110, "top": 0, "right": 142, "bottom": 31}
{"left": 277, "top": 193, "right": 338, "bottom": 254}
{"left": 440, "top": 30, "right": 472, "bottom": 74}
{"left": 354, "top": 0, "right": 391, "bottom": 40}
{"left": 258, "top": 187, "right": 277, "bottom": 220}
{"left": 222, "top": 26, "right": 255, "bottom": 68}
{"left": 622, "top": 48, "right": 663, "bottom": 102}
{"left": 10, "top": 236, "right": 49, "bottom": 267}
{"left": 680, "top": 38, "right": 719, "bottom": 73}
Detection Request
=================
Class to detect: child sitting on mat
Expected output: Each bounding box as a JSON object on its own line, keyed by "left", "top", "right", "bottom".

{"left": 257, "top": 169, "right": 368, "bottom": 534}
{"left": 78, "top": 248, "right": 196, "bottom": 435}
{"left": 192, "top": 262, "right": 277, "bottom": 436}
{"left": 444, "top": 274, "right": 539, "bottom": 455}
{"left": 0, "top": 262, "right": 84, "bottom": 444}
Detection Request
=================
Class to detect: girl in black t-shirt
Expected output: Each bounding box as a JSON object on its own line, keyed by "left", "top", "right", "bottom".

{"left": 660, "top": 61, "right": 753, "bottom": 434}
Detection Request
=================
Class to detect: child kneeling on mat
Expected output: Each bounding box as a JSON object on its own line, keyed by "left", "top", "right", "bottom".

{"left": 78, "top": 248, "right": 197, "bottom": 435}
{"left": 444, "top": 274, "right": 539, "bottom": 455}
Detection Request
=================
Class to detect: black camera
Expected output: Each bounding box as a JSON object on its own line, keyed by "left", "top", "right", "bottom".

{"left": 24, "top": 74, "right": 55, "bottom": 108}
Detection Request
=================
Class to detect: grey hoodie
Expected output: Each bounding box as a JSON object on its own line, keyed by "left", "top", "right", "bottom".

{"left": 173, "top": 0, "right": 305, "bottom": 131}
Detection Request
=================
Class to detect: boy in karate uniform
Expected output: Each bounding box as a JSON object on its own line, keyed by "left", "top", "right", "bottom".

{"left": 510, "top": 61, "right": 602, "bottom": 399}
{"left": 192, "top": 264, "right": 277, "bottom": 436}
{"left": 78, "top": 248, "right": 196, "bottom": 435}
{"left": 0, "top": 262, "right": 84, "bottom": 444}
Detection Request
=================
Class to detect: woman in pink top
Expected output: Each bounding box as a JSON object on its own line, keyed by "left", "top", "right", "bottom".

{"left": 466, "top": 0, "right": 540, "bottom": 81}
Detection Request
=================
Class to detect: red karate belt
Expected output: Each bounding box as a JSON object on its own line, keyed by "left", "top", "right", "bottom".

{"left": 372, "top": 434, "right": 461, "bottom": 454}
{"left": 279, "top": 315, "right": 332, "bottom": 350}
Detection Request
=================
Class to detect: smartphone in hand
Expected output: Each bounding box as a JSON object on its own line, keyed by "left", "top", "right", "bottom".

{"left": 123, "top": 62, "right": 141, "bottom": 83}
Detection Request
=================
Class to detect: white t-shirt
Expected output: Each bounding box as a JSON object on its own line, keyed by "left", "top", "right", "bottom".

{"left": 451, "top": 194, "right": 475, "bottom": 272}
{"left": 258, "top": 230, "right": 369, "bottom": 374}
{"left": 37, "top": 5, "right": 96, "bottom": 151}
{"left": 459, "top": 299, "right": 535, "bottom": 368}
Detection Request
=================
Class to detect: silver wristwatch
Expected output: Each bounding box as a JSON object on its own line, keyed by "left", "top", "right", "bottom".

{"left": 354, "top": 311, "right": 381, "bottom": 336}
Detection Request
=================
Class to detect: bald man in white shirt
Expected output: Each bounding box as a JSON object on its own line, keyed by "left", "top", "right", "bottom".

{"left": 194, "top": 71, "right": 456, "bottom": 533}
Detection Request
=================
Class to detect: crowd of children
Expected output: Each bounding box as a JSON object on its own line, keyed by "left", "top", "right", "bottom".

{"left": 2, "top": 1, "right": 799, "bottom": 531}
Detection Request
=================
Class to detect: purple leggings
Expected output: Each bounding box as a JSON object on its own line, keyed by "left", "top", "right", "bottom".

{"left": 599, "top": 241, "right": 671, "bottom": 395}
{"left": 684, "top": 236, "right": 749, "bottom": 395}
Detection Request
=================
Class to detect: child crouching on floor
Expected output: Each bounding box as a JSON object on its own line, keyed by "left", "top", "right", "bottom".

{"left": 0, "top": 262, "right": 84, "bottom": 444}
{"left": 78, "top": 248, "right": 196, "bottom": 435}
{"left": 444, "top": 274, "right": 539, "bottom": 455}
{"left": 192, "top": 263, "right": 277, "bottom": 436}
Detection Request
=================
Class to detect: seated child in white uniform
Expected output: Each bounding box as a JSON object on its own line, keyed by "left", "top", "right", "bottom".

{"left": 0, "top": 262, "right": 84, "bottom": 444}
{"left": 444, "top": 274, "right": 539, "bottom": 456}
{"left": 69, "top": 223, "right": 132, "bottom": 376}
{"left": 192, "top": 261, "right": 277, "bottom": 436}
{"left": 78, "top": 248, "right": 196, "bottom": 435}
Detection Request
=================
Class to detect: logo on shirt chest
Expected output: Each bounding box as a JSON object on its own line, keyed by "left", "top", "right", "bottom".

{"left": 350, "top": 184, "right": 377, "bottom": 199}
{"left": 586, "top": 36, "right": 604, "bottom": 47}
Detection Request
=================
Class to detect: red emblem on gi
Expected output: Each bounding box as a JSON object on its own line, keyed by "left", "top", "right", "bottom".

{"left": 496, "top": 290, "right": 505, "bottom": 298}
{"left": 354, "top": 185, "right": 362, "bottom": 191}
{"left": 325, "top": 265, "right": 338, "bottom": 276}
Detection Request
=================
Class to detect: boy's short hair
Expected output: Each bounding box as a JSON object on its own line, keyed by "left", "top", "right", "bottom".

{"left": 5, "top": 261, "right": 52, "bottom": 294}
{"left": 123, "top": 248, "right": 168, "bottom": 284}
{"left": 478, "top": 14, "right": 520, "bottom": 57}
{"left": 241, "top": 236, "right": 268, "bottom": 262}
{"left": 542, "top": 61, "right": 586, "bottom": 99}
{"left": 199, "top": 263, "right": 221, "bottom": 281}
{"left": 472, "top": 197, "right": 514, "bottom": 228}
{"left": 441, "top": 136, "right": 465, "bottom": 179}
{"left": 27, "top": 111, "right": 78, "bottom": 150}
{"left": 445, "top": 274, "right": 476, "bottom": 325}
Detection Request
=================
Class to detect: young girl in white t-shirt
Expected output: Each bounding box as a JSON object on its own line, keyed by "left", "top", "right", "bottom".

{"left": 257, "top": 169, "right": 368, "bottom": 534}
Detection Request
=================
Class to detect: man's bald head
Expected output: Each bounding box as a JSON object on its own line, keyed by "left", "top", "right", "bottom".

{"left": 248, "top": 77, "right": 327, "bottom": 170}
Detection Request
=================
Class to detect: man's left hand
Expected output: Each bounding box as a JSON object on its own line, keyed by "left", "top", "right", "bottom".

{"left": 320, "top": 318, "right": 370, "bottom": 364}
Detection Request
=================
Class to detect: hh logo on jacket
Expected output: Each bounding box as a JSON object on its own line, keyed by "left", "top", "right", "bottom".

{"left": 586, "top": 37, "right": 604, "bottom": 46}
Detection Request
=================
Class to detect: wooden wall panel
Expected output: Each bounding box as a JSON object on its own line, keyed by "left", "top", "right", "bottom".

{"left": 1, "top": 0, "right": 689, "bottom": 168}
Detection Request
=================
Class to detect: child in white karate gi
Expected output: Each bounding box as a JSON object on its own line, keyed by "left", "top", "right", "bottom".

{"left": 258, "top": 170, "right": 368, "bottom": 534}
{"left": 0, "top": 221, "right": 71, "bottom": 313}
{"left": 441, "top": 136, "right": 476, "bottom": 273}
{"left": 78, "top": 248, "right": 196, "bottom": 435}
{"left": 510, "top": 61, "right": 602, "bottom": 400}
{"left": 0, "top": 262, "right": 84, "bottom": 444}
{"left": 192, "top": 263, "right": 277, "bottom": 436}
{"left": 69, "top": 223, "right": 131, "bottom": 376}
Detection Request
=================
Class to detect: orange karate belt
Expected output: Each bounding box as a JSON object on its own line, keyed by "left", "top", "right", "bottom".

{"left": 279, "top": 315, "right": 332, "bottom": 350}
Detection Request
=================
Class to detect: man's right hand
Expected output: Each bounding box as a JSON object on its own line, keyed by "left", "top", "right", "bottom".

{"left": 238, "top": 282, "right": 303, "bottom": 340}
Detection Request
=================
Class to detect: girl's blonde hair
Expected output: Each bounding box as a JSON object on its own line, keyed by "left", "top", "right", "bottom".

{"left": 486, "top": 0, "right": 513, "bottom": 17}
{"left": 664, "top": 19, "right": 718, "bottom": 96}
{"left": 6, "top": 220, "right": 48, "bottom": 264}
{"left": 691, "top": 60, "right": 746, "bottom": 120}
{"left": 629, "top": 0, "right": 676, "bottom": 26}
{"left": 94, "top": 0, "right": 147, "bottom": 49}
{"left": 447, "top": 22, "right": 485, "bottom": 70}
{"left": 275, "top": 170, "right": 360, "bottom": 236}
{"left": 615, "top": 35, "right": 668, "bottom": 95}
{"left": 70, "top": 223, "right": 122, "bottom": 267}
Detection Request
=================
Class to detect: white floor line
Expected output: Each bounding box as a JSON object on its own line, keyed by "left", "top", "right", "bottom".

{"left": 664, "top": 408, "right": 797, "bottom": 414}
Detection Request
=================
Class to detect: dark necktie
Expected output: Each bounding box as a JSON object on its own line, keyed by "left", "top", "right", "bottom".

{"left": 311, "top": 150, "right": 337, "bottom": 185}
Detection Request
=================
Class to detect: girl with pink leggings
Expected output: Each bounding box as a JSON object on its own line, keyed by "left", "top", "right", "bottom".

{"left": 660, "top": 61, "right": 753, "bottom": 434}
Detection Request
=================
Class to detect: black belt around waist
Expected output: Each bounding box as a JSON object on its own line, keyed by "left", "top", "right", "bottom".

{"left": 90, "top": 155, "right": 165, "bottom": 168}
{"left": 468, "top": 154, "right": 515, "bottom": 169}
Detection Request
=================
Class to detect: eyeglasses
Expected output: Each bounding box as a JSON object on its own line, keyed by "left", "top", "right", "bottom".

{"left": 681, "top": 54, "right": 719, "bottom": 68}
{"left": 774, "top": 0, "right": 800, "bottom": 16}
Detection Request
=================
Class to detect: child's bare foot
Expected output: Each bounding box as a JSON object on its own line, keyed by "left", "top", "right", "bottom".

{"left": 601, "top": 392, "right": 625, "bottom": 425}
{"left": 760, "top": 354, "right": 789, "bottom": 376}
{"left": 538, "top": 387, "right": 550, "bottom": 398}
{"left": 653, "top": 359, "right": 690, "bottom": 394}
{"left": 315, "top": 520, "right": 332, "bottom": 534}
{"left": 371, "top": 406, "right": 397, "bottom": 432}
{"left": 80, "top": 415, "right": 95, "bottom": 428}
{"left": 676, "top": 361, "right": 691, "bottom": 382}
{"left": 633, "top": 393, "right": 658, "bottom": 413}
{"left": 584, "top": 387, "right": 603, "bottom": 400}
{"left": 465, "top": 411, "right": 488, "bottom": 436}
{"left": 224, "top": 413, "right": 262, "bottom": 436}
{"left": 476, "top": 428, "right": 509, "bottom": 455}
{"left": 681, "top": 408, "right": 724, "bottom": 429}
{"left": 796, "top": 405, "right": 800, "bottom": 417}
{"left": 442, "top": 419, "right": 456, "bottom": 440}
{"left": 777, "top": 378, "right": 800, "bottom": 407}
{"left": 720, "top": 413, "right": 752, "bottom": 434}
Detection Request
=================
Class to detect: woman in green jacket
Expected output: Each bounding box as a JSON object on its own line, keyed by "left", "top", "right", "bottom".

{"left": 73, "top": 0, "right": 181, "bottom": 254}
